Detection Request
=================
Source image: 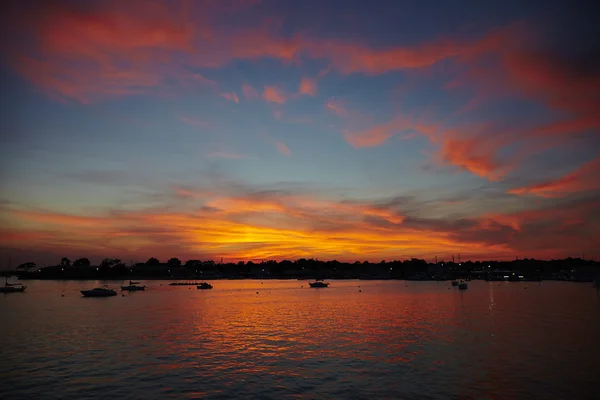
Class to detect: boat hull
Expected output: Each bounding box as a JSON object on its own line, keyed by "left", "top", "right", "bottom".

{"left": 0, "top": 286, "right": 26, "bottom": 293}
{"left": 309, "top": 282, "right": 329, "bottom": 288}
{"left": 80, "top": 290, "right": 117, "bottom": 297}
{"left": 121, "top": 286, "right": 145, "bottom": 291}
{"left": 197, "top": 284, "right": 213, "bottom": 290}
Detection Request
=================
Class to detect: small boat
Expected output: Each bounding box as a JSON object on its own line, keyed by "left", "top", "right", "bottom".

{"left": 197, "top": 282, "right": 213, "bottom": 290}
{"left": 451, "top": 280, "right": 459, "bottom": 286}
{"left": 1, "top": 258, "right": 27, "bottom": 293}
{"left": 458, "top": 281, "right": 468, "bottom": 290}
{"left": 121, "top": 280, "right": 145, "bottom": 291}
{"left": 0, "top": 279, "right": 26, "bottom": 293}
{"left": 309, "top": 280, "right": 330, "bottom": 288}
{"left": 81, "top": 286, "right": 117, "bottom": 297}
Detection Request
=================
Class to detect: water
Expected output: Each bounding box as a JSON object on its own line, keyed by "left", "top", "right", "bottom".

{"left": 1, "top": 280, "right": 599, "bottom": 399}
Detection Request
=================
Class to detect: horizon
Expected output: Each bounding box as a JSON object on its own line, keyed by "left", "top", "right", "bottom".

{"left": 2, "top": 0, "right": 600, "bottom": 268}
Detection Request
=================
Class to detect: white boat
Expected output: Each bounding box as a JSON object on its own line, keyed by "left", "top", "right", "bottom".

{"left": 0, "top": 278, "right": 26, "bottom": 293}
{"left": 458, "top": 281, "right": 468, "bottom": 290}
{"left": 81, "top": 286, "right": 117, "bottom": 297}
{"left": 197, "top": 282, "right": 213, "bottom": 290}
{"left": 1, "top": 258, "right": 26, "bottom": 293}
{"left": 309, "top": 280, "right": 330, "bottom": 288}
{"left": 121, "top": 280, "right": 145, "bottom": 291}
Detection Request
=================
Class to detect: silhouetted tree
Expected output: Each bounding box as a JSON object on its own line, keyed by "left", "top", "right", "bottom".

{"left": 17, "top": 262, "right": 36, "bottom": 271}
{"left": 168, "top": 257, "right": 182, "bottom": 267}
{"left": 60, "top": 257, "right": 71, "bottom": 267}
{"left": 146, "top": 257, "right": 160, "bottom": 265}
{"left": 73, "top": 258, "right": 91, "bottom": 267}
{"left": 185, "top": 259, "right": 201, "bottom": 267}
{"left": 100, "top": 258, "right": 121, "bottom": 268}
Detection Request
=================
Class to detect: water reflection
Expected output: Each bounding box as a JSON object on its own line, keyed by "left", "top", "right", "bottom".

{"left": 1, "top": 280, "right": 599, "bottom": 399}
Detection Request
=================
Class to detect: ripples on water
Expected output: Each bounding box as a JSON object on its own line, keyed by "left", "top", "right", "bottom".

{"left": 1, "top": 280, "right": 599, "bottom": 399}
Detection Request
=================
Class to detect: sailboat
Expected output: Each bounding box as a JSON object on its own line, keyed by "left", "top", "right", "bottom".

{"left": 1, "top": 257, "right": 26, "bottom": 293}
{"left": 121, "top": 280, "right": 146, "bottom": 291}
{"left": 0, "top": 277, "right": 26, "bottom": 293}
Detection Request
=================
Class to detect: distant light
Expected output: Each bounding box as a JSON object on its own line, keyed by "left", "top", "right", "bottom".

{"left": 96, "top": 268, "right": 99, "bottom": 271}
{"left": 459, "top": 263, "right": 462, "bottom": 266}
{"left": 390, "top": 267, "right": 392, "bottom": 270}
{"left": 38, "top": 269, "right": 41, "bottom": 272}
{"left": 61, "top": 268, "right": 64, "bottom": 271}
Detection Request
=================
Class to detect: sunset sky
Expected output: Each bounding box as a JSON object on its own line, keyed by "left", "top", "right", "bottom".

{"left": 1, "top": 0, "right": 599, "bottom": 266}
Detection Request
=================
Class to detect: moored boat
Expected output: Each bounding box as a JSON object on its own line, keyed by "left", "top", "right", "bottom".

{"left": 451, "top": 280, "right": 459, "bottom": 286}
{"left": 309, "top": 280, "right": 330, "bottom": 288}
{"left": 121, "top": 280, "right": 145, "bottom": 291}
{"left": 0, "top": 280, "right": 26, "bottom": 293}
{"left": 197, "top": 282, "right": 213, "bottom": 290}
{"left": 458, "top": 281, "right": 468, "bottom": 290}
{"left": 81, "top": 286, "right": 117, "bottom": 297}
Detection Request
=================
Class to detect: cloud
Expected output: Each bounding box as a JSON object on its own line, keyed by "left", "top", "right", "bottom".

{"left": 4, "top": 182, "right": 599, "bottom": 264}
{"left": 220, "top": 91, "right": 239, "bottom": 103}
{"left": 206, "top": 152, "right": 251, "bottom": 159}
{"left": 325, "top": 98, "right": 347, "bottom": 117}
{"left": 263, "top": 86, "right": 286, "bottom": 104}
{"left": 298, "top": 78, "right": 317, "bottom": 96}
{"left": 509, "top": 156, "right": 600, "bottom": 198}
{"left": 179, "top": 116, "right": 210, "bottom": 128}
{"left": 342, "top": 115, "right": 432, "bottom": 148}
{"left": 241, "top": 83, "right": 259, "bottom": 99}
{"left": 274, "top": 140, "right": 292, "bottom": 156}
{"left": 3, "top": 1, "right": 524, "bottom": 102}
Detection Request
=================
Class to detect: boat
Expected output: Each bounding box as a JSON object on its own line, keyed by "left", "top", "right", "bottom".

{"left": 451, "top": 280, "right": 458, "bottom": 286}
{"left": 309, "top": 280, "right": 330, "bottom": 288}
{"left": 81, "top": 286, "right": 117, "bottom": 297}
{"left": 170, "top": 281, "right": 202, "bottom": 286}
{"left": 458, "top": 281, "right": 468, "bottom": 290}
{"left": 120, "top": 280, "right": 145, "bottom": 291}
{"left": 1, "top": 258, "right": 27, "bottom": 293}
{"left": 197, "top": 282, "right": 213, "bottom": 290}
{"left": 0, "top": 278, "right": 26, "bottom": 293}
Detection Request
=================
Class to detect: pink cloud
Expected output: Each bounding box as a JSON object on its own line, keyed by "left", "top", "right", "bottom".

{"left": 5, "top": 1, "right": 518, "bottom": 102}
{"left": 263, "top": 85, "right": 286, "bottom": 104}
{"left": 241, "top": 83, "right": 259, "bottom": 99}
{"left": 274, "top": 140, "right": 291, "bottom": 156}
{"left": 298, "top": 78, "right": 317, "bottom": 96}
{"left": 220, "top": 91, "right": 239, "bottom": 103}
{"left": 325, "top": 98, "right": 348, "bottom": 117}
{"left": 179, "top": 116, "right": 210, "bottom": 128}
{"left": 206, "top": 152, "right": 250, "bottom": 159}
{"left": 509, "top": 157, "right": 600, "bottom": 198}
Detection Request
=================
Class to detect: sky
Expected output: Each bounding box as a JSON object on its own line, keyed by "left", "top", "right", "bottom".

{"left": 1, "top": 0, "right": 599, "bottom": 266}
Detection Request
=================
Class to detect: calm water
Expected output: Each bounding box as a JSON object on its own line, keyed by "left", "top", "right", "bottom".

{"left": 1, "top": 280, "right": 599, "bottom": 399}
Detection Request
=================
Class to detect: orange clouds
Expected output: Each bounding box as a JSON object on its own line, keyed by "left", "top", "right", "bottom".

{"left": 3, "top": 177, "right": 600, "bottom": 263}
{"left": 263, "top": 86, "right": 286, "bottom": 104}
{"left": 298, "top": 78, "right": 317, "bottom": 96}
{"left": 509, "top": 157, "right": 600, "bottom": 198}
